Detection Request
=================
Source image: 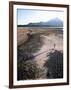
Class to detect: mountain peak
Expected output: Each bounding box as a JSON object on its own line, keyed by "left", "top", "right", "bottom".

{"left": 21, "top": 18, "right": 63, "bottom": 27}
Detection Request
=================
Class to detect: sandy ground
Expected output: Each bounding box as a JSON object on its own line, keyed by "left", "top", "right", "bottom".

{"left": 17, "top": 29, "right": 30, "bottom": 46}
{"left": 17, "top": 29, "right": 63, "bottom": 67}
{"left": 17, "top": 28, "right": 63, "bottom": 79}
{"left": 17, "top": 28, "right": 63, "bottom": 65}
{"left": 33, "top": 34, "right": 63, "bottom": 68}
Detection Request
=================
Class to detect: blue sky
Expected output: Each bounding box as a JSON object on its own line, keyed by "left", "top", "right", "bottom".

{"left": 17, "top": 9, "right": 64, "bottom": 25}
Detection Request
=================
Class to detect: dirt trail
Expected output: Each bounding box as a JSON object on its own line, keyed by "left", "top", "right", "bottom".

{"left": 33, "top": 34, "right": 63, "bottom": 68}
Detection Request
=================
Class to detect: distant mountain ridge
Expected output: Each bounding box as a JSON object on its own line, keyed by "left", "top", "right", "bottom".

{"left": 18, "top": 18, "right": 63, "bottom": 27}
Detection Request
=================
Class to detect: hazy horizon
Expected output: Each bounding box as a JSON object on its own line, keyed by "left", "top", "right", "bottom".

{"left": 17, "top": 9, "right": 64, "bottom": 25}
